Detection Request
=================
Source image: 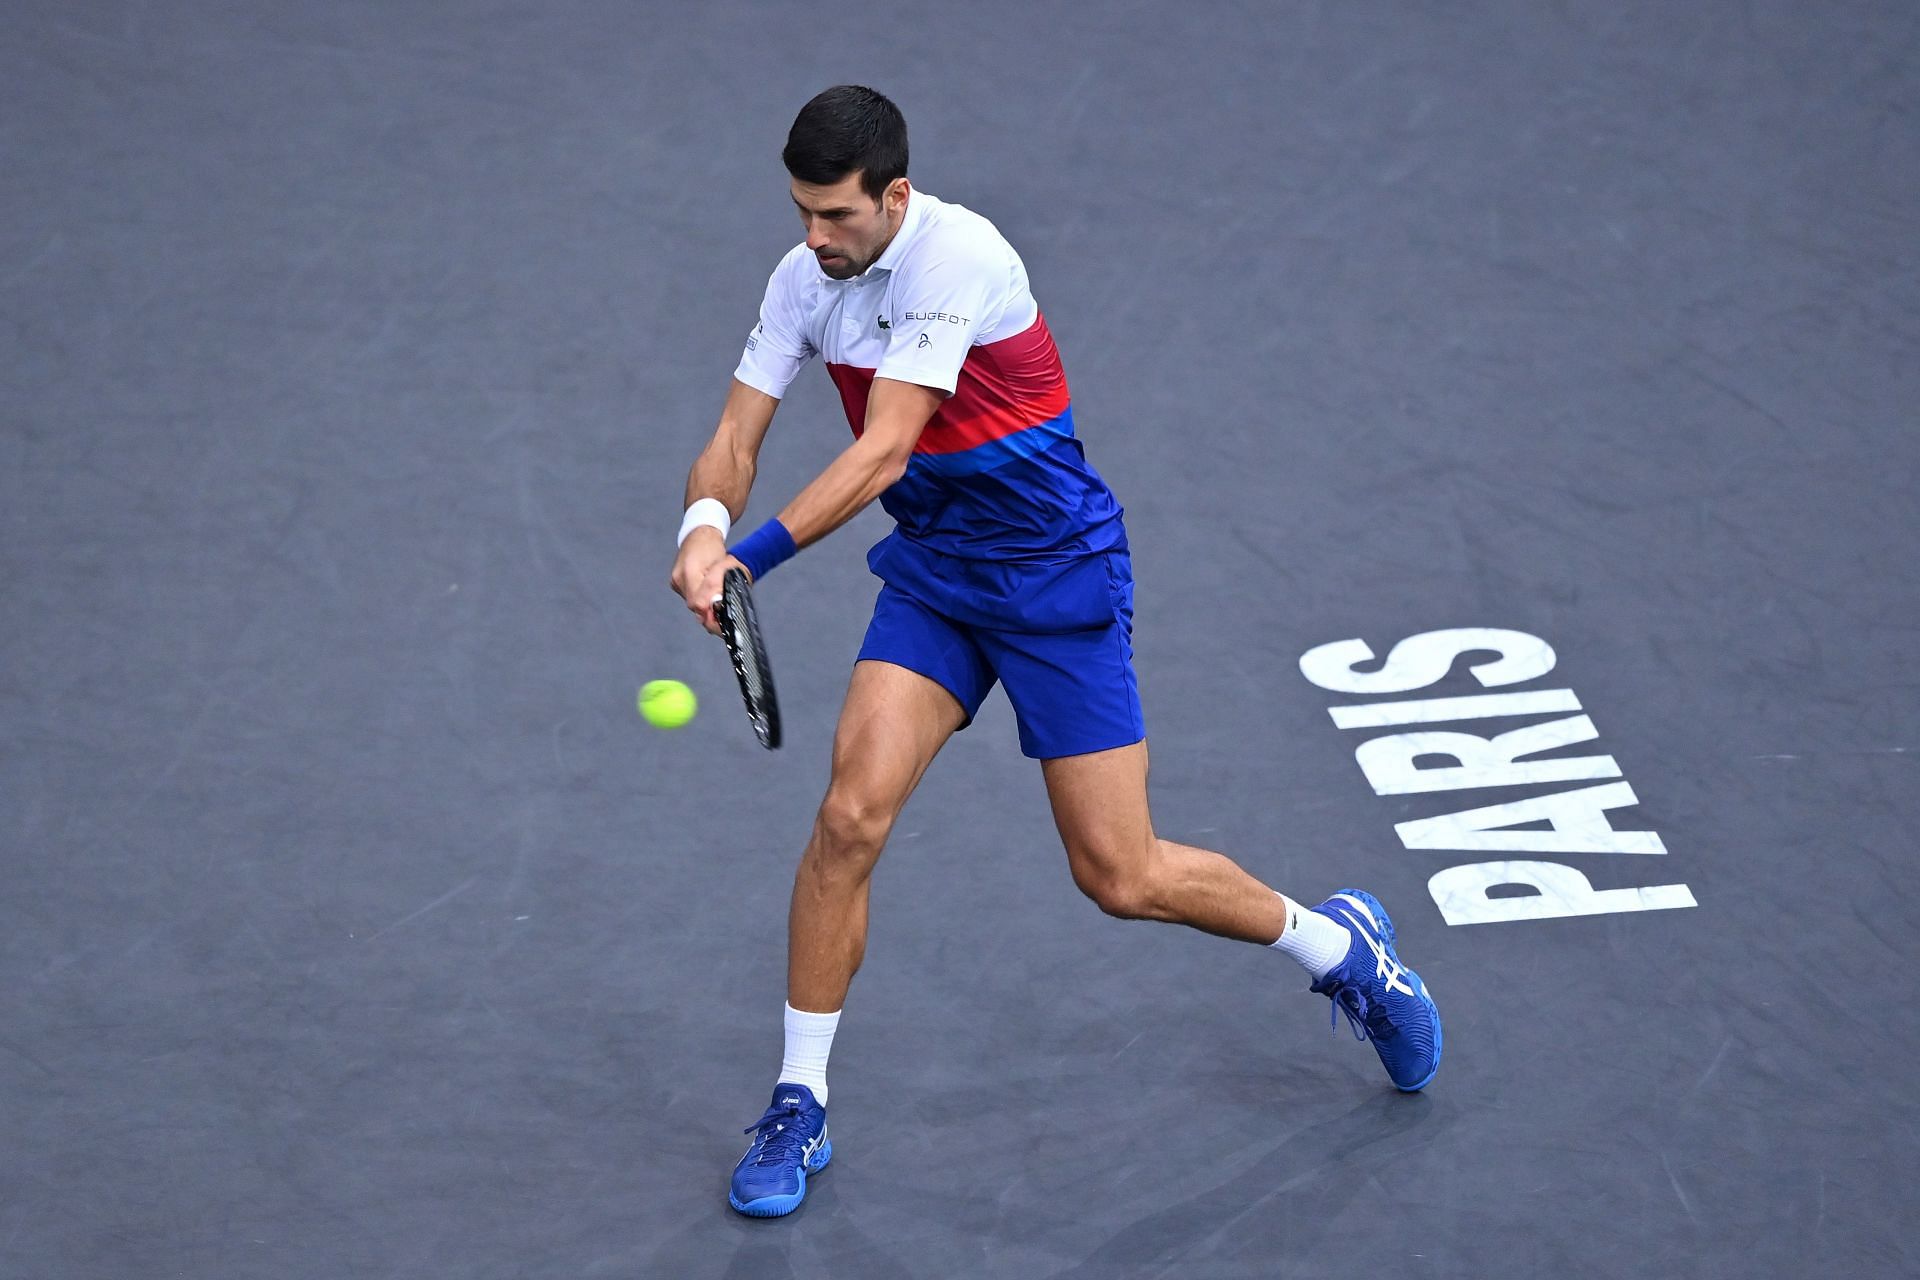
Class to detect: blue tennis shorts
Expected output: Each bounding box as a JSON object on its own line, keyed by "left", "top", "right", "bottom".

{"left": 856, "top": 534, "right": 1145, "bottom": 760}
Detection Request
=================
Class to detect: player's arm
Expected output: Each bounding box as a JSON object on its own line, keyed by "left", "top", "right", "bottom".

{"left": 675, "top": 244, "right": 821, "bottom": 632}
{"left": 671, "top": 378, "right": 780, "bottom": 632}
{"left": 683, "top": 378, "right": 780, "bottom": 519}
{"left": 685, "top": 377, "right": 940, "bottom": 621}
{"left": 775, "top": 377, "right": 940, "bottom": 546}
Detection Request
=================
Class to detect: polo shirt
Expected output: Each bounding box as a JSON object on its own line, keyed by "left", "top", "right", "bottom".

{"left": 732, "top": 189, "right": 1123, "bottom": 562}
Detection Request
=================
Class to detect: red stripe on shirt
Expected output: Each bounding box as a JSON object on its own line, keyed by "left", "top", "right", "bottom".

{"left": 826, "top": 314, "right": 1072, "bottom": 457}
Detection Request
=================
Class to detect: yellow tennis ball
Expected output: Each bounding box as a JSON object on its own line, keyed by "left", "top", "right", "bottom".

{"left": 638, "top": 679, "right": 697, "bottom": 729}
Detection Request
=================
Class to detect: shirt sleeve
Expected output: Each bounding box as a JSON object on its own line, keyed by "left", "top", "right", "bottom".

{"left": 874, "top": 249, "right": 1001, "bottom": 395}
{"left": 732, "top": 252, "right": 817, "bottom": 398}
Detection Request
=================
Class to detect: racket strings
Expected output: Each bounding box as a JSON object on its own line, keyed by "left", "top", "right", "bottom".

{"left": 724, "top": 605, "right": 766, "bottom": 696}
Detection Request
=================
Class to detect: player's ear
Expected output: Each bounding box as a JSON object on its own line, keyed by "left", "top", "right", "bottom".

{"left": 884, "top": 177, "right": 910, "bottom": 214}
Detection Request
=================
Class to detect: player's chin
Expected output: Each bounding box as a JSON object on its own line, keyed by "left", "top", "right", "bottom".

{"left": 816, "top": 254, "right": 856, "bottom": 278}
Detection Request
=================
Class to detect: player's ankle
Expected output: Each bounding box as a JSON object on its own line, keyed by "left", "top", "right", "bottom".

{"left": 1269, "top": 894, "right": 1351, "bottom": 979}
{"left": 778, "top": 1003, "right": 841, "bottom": 1104}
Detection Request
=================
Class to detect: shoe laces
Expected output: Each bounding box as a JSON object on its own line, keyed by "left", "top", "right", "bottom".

{"left": 1322, "top": 979, "right": 1398, "bottom": 1045}
{"left": 742, "top": 1099, "right": 812, "bottom": 1167}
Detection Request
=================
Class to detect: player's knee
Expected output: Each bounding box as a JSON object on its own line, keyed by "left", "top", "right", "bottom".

{"left": 1071, "top": 858, "right": 1162, "bottom": 921}
{"left": 810, "top": 788, "right": 893, "bottom": 870}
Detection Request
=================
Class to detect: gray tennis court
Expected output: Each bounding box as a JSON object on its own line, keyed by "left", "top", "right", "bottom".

{"left": 6, "top": 2, "right": 1916, "bottom": 1276}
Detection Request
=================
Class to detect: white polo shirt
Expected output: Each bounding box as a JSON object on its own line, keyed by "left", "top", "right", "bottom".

{"left": 732, "top": 188, "right": 1122, "bottom": 561}
{"left": 734, "top": 188, "right": 1039, "bottom": 400}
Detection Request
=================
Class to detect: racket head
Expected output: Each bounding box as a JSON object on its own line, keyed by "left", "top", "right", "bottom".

{"left": 716, "top": 567, "right": 781, "bottom": 749}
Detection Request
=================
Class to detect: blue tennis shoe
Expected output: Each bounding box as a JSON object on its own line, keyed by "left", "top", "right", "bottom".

{"left": 1310, "top": 890, "right": 1442, "bottom": 1091}
{"left": 729, "top": 1083, "right": 831, "bottom": 1217}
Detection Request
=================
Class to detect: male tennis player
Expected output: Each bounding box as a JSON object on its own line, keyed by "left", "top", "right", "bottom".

{"left": 670, "top": 85, "right": 1441, "bottom": 1218}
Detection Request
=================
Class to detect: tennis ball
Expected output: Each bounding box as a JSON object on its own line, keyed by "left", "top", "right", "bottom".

{"left": 638, "top": 679, "right": 697, "bottom": 729}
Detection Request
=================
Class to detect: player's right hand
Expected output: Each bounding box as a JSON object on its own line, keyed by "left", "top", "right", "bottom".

{"left": 670, "top": 527, "right": 740, "bottom": 636}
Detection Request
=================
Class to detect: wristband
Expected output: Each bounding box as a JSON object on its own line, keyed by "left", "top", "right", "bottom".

{"left": 676, "top": 498, "right": 732, "bottom": 547}
{"left": 730, "top": 518, "right": 798, "bottom": 583}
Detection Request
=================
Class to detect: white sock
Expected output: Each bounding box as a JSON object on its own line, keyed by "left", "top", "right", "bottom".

{"left": 778, "top": 1003, "right": 841, "bottom": 1104}
{"left": 1269, "top": 894, "right": 1351, "bottom": 980}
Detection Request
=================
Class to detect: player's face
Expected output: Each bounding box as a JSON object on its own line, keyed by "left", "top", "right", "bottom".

{"left": 791, "top": 173, "right": 908, "bottom": 280}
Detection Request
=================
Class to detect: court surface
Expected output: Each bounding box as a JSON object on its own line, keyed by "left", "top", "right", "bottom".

{"left": 5, "top": 2, "right": 1917, "bottom": 1276}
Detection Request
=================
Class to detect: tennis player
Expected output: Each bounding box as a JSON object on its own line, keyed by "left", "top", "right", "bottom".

{"left": 670, "top": 85, "right": 1441, "bottom": 1218}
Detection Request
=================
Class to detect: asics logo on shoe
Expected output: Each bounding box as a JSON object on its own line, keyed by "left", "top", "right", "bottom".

{"left": 1358, "top": 929, "right": 1416, "bottom": 997}
{"left": 1331, "top": 898, "right": 1416, "bottom": 998}
{"left": 782, "top": 1096, "right": 800, "bottom": 1106}
{"left": 800, "top": 1132, "right": 824, "bottom": 1164}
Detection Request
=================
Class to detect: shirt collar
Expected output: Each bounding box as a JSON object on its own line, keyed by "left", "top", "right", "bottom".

{"left": 865, "top": 186, "right": 928, "bottom": 277}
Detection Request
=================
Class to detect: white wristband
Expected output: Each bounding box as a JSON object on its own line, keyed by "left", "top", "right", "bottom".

{"left": 676, "top": 497, "right": 732, "bottom": 547}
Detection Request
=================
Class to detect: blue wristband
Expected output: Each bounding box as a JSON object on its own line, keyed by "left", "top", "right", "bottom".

{"left": 731, "top": 518, "right": 798, "bottom": 583}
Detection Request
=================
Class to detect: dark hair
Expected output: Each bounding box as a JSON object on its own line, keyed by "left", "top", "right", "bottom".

{"left": 782, "top": 85, "right": 908, "bottom": 202}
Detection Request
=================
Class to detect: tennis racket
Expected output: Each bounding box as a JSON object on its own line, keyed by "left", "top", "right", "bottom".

{"left": 714, "top": 567, "right": 781, "bottom": 749}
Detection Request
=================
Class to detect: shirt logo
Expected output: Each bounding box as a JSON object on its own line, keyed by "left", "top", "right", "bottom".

{"left": 876, "top": 316, "right": 891, "bottom": 330}
{"left": 917, "top": 333, "right": 931, "bottom": 349}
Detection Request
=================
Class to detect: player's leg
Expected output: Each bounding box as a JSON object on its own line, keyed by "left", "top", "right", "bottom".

{"left": 788, "top": 657, "right": 969, "bottom": 1013}
{"left": 1038, "top": 739, "right": 1441, "bottom": 1091}
{"left": 983, "top": 550, "right": 1441, "bottom": 1091}
{"left": 974, "top": 551, "right": 1289, "bottom": 939}
{"left": 1038, "top": 740, "right": 1287, "bottom": 941}
{"left": 732, "top": 589, "right": 990, "bottom": 1218}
